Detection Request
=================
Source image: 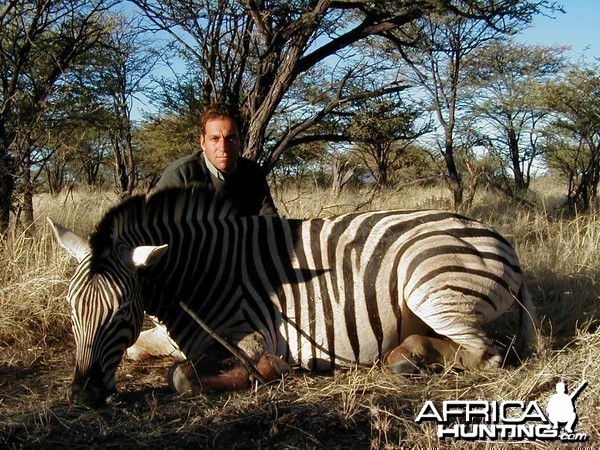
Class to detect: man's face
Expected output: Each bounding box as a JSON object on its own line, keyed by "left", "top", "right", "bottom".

{"left": 200, "top": 116, "right": 241, "bottom": 173}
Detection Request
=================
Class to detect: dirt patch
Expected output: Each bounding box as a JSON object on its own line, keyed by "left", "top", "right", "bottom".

{"left": 2, "top": 315, "right": 599, "bottom": 450}
{"left": 1, "top": 334, "right": 599, "bottom": 449}
{"left": 0, "top": 350, "right": 391, "bottom": 449}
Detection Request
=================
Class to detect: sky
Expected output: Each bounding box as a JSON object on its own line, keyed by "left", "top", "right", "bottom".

{"left": 516, "top": 0, "right": 599, "bottom": 60}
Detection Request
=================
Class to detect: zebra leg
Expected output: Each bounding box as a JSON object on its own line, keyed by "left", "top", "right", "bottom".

{"left": 386, "top": 284, "right": 510, "bottom": 373}
{"left": 255, "top": 353, "right": 292, "bottom": 381}
{"left": 385, "top": 333, "right": 500, "bottom": 374}
{"left": 168, "top": 356, "right": 252, "bottom": 392}
{"left": 386, "top": 335, "right": 460, "bottom": 374}
{"left": 168, "top": 352, "right": 290, "bottom": 393}
{"left": 168, "top": 330, "right": 291, "bottom": 393}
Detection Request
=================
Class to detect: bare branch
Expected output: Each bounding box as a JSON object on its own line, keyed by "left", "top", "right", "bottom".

{"left": 296, "top": 5, "right": 423, "bottom": 75}
{"left": 180, "top": 301, "right": 268, "bottom": 385}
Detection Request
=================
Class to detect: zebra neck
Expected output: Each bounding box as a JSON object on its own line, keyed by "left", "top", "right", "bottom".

{"left": 138, "top": 216, "right": 290, "bottom": 313}
{"left": 138, "top": 216, "right": 286, "bottom": 357}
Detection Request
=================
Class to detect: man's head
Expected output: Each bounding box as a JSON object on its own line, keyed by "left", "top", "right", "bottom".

{"left": 199, "top": 103, "right": 243, "bottom": 174}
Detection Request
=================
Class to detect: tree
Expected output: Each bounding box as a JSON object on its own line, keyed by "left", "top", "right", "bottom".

{"left": 56, "top": 11, "right": 163, "bottom": 197}
{"left": 0, "top": 0, "right": 115, "bottom": 232}
{"left": 131, "top": 0, "right": 554, "bottom": 181}
{"left": 382, "top": 2, "right": 558, "bottom": 207}
{"left": 271, "top": 141, "right": 327, "bottom": 183}
{"left": 387, "top": 14, "right": 501, "bottom": 207}
{"left": 34, "top": 64, "right": 112, "bottom": 194}
{"left": 349, "top": 94, "right": 429, "bottom": 189}
{"left": 131, "top": 0, "right": 420, "bottom": 166}
{"left": 99, "top": 14, "right": 161, "bottom": 198}
{"left": 135, "top": 73, "right": 205, "bottom": 185}
{"left": 543, "top": 63, "right": 600, "bottom": 211}
{"left": 465, "top": 40, "right": 565, "bottom": 194}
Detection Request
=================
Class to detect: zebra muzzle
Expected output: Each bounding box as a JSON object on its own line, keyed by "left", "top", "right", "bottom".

{"left": 68, "top": 376, "right": 113, "bottom": 408}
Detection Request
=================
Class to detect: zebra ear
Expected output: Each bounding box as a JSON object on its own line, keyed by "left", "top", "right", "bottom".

{"left": 48, "top": 218, "right": 90, "bottom": 263}
{"left": 126, "top": 245, "right": 169, "bottom": 270}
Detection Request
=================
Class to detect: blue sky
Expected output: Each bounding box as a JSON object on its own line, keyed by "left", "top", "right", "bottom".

{"left": 516, "top": 0, "right": 599, "bottom": 59}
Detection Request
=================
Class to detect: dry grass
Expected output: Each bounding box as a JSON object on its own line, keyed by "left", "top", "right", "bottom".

{"left": 1, "top": 180, "right": 598, "bottom": 449}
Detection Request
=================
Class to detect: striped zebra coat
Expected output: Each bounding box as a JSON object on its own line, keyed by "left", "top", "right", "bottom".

{"left": 51, "top": 186, "right": 537, "bottom": 407}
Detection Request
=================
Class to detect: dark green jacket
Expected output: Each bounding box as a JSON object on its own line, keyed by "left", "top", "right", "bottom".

{"left": 154, "top": 151, "right": 278, "bottom": 217}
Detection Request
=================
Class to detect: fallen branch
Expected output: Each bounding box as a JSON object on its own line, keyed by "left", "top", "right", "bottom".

{"left": 179, "top": 301, "right": 268, "bottom": 384}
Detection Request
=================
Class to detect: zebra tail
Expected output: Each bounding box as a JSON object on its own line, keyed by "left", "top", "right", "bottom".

{"left": 513, "top": 283, "right": 540, "bottom": 363}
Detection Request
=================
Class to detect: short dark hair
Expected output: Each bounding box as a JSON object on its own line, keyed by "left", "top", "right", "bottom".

{"left": 199, "top": 103, "right": 243, "bottom": 135}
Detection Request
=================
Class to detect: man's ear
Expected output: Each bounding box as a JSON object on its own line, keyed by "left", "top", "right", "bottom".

{"left": 47, "top": 218, "right": 90, "bottom": 263}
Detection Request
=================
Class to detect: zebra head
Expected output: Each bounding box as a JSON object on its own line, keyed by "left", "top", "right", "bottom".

{"left": 49, "top": 219, "right": 168, "bottom": 408}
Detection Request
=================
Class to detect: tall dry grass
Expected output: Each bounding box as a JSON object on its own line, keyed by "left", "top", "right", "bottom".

{"left": 0, "top": 189, "right": 118, "bottom": 362}
{"left": 0, "top": 180, "right": 598, "bottom": 448}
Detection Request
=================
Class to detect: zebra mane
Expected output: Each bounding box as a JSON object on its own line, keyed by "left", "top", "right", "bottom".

{"left": 88, "top": 184, "right": 237, "bottom": 270}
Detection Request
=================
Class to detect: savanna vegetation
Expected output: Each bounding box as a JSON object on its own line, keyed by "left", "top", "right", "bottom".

{"left": 1, "top": 0, "right": 599, "bottom": 448}
{"left": 1, "top": 181, "right": 599, "bottom": 448}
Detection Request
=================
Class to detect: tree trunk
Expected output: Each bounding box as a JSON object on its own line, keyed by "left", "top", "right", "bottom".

{"left": 0, "top": 152, "right": 15, "bottom": 234}
{"left": 21, "top": 152, "right": 34, "bottom": 228}
{"left": 376, "top": 161, "right": 389, "bottom": 191}
{"left": 443, "top": 137, "right": 463, "bottom": 208}
{"left": 47, "top": 160, "right": 65, "bottom": 195}
{"left": 124, "top": 130, "right": 136, "bottom": 197}
{"left": 508, "top": 128, "right": 526, "bottom": 192}
{"left": 114, "top": 133, "right": 136, "bottom": 199}
{"left": 331, "top": 158, "right": 355, "bottom": 196}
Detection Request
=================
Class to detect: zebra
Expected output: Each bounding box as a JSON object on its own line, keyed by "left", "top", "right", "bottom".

{"left": 50, "top": 186, "right": 538, "bottom": 407}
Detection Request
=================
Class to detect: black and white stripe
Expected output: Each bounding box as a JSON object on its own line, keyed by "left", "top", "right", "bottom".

{"left": 58, "top": 185, "right": 532, "bottom": 400}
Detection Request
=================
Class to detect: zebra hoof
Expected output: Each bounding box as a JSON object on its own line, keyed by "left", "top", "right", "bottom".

{"left": 479, "top": 353, "right": 502, "bottom": 370}
{"left": 167, "top": 361, "right": 197, "bottom": 394}
{"left": 387, "top": 358, "right": 420, "bottom": 375}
